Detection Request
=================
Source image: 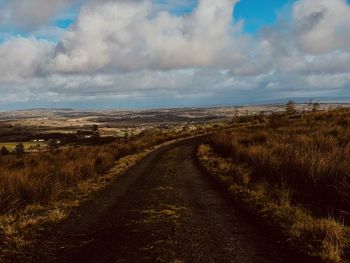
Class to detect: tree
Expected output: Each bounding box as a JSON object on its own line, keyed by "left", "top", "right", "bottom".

{"left": 308, "top": 98, "right": 320, "bottom": 112}
{"left": 124, "top": 131, "right": 129, "bottom": 141}
{"left": 286, "top": 100, "right": 296, "bottom": 115}
{"left": 92, "top": 124, "right": 99, "bottom": 132}
{"left": 1, "top": 146, "right": 9, "bottom": 155}
{"left": 92, "top": 125, "right": 100, "bottom": 139}
{"left": 257, "top": 111, "right": 266, "bottom": 123}
{"left": 14, "top": 143, "right": 24, "bottom": 157}
{"left": 312, "top": 101, "right": 320, "bottom": 112}
{"left": 47, "top": 139, "right": 58, "bottom": 149}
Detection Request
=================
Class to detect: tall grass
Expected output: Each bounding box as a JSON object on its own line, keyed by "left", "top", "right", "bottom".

{"left": 210, "top": 109, "right": 350, "bottom": 220}
{"left": 0, "top": 132, "right": 181, "bottom": 214}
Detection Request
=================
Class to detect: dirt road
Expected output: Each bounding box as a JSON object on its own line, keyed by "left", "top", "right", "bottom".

{"left": 29, "top": 140, "right": 299, "bottom": 263}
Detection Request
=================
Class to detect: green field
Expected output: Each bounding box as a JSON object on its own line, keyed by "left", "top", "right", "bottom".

{"left": 0, "top": 142, "right": 47, "bottom": 152}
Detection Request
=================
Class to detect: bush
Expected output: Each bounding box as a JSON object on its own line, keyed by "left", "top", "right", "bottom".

{"left": 14, "top": 143, "right": 24, "bottom": 156}
{"left": 1, "top": 146, "right": 9, "bottom": 156}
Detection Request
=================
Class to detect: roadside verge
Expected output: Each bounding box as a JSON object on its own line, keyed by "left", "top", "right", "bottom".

{"left": 197, "top": 144, "right": 349, "bottom": 263}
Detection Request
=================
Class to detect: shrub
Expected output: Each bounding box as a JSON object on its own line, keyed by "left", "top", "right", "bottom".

{"left": 1, "top": 146, "right": 9, "bottom": 156}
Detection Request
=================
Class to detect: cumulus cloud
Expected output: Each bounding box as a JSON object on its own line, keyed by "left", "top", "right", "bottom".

{"left": 292, "top": 0, "right": 350, "bottom": 54}
{"left": 52, "top": 0, "right": 246, "bottom": 73}
{"left": 0, "top": 0, "right": 77, "bottom": 29}
{"left": 1, "top": 0, "right": 350, "bottom": 109}
{"left": 0, "top": 37, "right": 54, "bottom": 82}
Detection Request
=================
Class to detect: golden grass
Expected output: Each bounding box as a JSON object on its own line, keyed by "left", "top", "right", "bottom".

{"left": 210, "top": 109, "right": 350, "bottom": 215}
{"left": 198, "top": 145, "right": 348, "bottom": 262}
{"left": 0, "top": 128, "right": 212, "bottom": 259}
{"left": 0, "top": 132, "right": 180, "bottom": 214}
{"left": 198, "top": 108, "right": 350, "bottom": 262}
{"left": 0, "top": 131, "right": 186, "bottom": 256}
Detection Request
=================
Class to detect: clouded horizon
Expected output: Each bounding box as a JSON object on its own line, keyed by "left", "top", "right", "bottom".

{"left": 1, "top": 0, "right": 350, "bottom": 110}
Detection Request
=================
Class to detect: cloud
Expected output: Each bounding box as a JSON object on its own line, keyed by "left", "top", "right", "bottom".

{"left": 1, "top": 0, "right": 350, "bottom": 110}
{"left": 52, "top": 0, "right": 246, "bottom": 73}
{"left": 0, "top": 0, "right": 77, "bottom": 29}
{"left": 292, "top": 0, "right": 350, "bottom": 54}
{"left": 0, "top": 37, "right": 54, "bottom": 82}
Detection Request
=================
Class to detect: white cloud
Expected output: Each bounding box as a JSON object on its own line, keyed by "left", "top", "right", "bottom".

{"left": 1, "top": 0, "right": 350, "bottom": 109}
{"left": 52, "top": 0, "right": 246, "bottom": 73}
{"left": 0, "top": 0, "right": 77, "bottom": 29}
{"left": 292, "top": 0, "right": 350, "bottom": 54}
{"left": 0, "top": 37, "right": 54, "bottom": 82}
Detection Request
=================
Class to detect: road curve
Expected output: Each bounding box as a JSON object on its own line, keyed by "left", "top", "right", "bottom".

{"left": 30, "top": 139, "right": 299, "bottom": 263}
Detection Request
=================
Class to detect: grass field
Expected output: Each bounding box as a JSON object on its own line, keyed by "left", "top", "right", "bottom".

{"left": 0, "top": 142, "right": 47, "bottom": 152}
{"left": 198, "top": 108, "right": 350, "bottom": 262}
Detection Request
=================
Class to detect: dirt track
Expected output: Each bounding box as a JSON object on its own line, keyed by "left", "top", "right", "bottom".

{"left": 27, "top": 139, "right": 300, "bottom": 263}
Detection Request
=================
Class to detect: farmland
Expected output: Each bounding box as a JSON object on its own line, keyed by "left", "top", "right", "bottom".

{"left": 0, "top": 141, "right": 47, "bottom": 152}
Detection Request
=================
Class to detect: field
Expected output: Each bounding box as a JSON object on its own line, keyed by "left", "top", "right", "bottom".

{"left": 2, "top": 105, "right": 350, "bottom": 262}
{"left": 0, "top": 123, "right": 218, "bottom": 261}
{"left": 0, "top": 142, "right": 47, "bottom": 152}
{"left": 198, "top": 108, "right": 350, "bottom": 262}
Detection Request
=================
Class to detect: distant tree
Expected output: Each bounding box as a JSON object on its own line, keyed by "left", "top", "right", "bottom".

{"left": 232, "top": 108, "right": 239, "bottom": 123}
{"left": 313, "top": 101, "right": 320, "bottom": 112}
{"left": 1, "top": 146, "right": 10, "bottom": 155}
{"left": 124, "top": 131, "right": 129, "bottom": 141}
{"left": 92, "top": 125, "right": 100, "bottom": 139}
{"left": 308, "top": 98, "right": 314, "bottom": 111}
{"left": 286, "top": 100, "right": 296, "bottom": 115}
{"left": 308, "top": 98, "right": 320, "bottom": 112}
{"left": 257, "top": 111, "right": 266, "bottom": 123}
{"left": 14, "top": 143, "right": 24, "bottom": 157}
{"left": 47, "top": 139, "right": 58, "bottom": 149}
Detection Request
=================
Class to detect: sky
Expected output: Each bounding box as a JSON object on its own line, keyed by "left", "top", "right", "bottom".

{"left": 1, "top": 0, "right": 350, "bottom": 110}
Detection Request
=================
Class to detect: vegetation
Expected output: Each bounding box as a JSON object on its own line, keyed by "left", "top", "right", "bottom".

{"left": 198, "top": 108, "right": 350, "bottom": 262}
{"left": 0, "top": 141, "right": 47, "bottom": 152}
{"left": 0, "top": 128, "right": 210, "bottom": 258}
{"left": 286, "top": 99, "right": 296, "bottom": 115}
{"left": 0, "top": 131, "right": 190, "bottom": 214}
{"left": 1, "top": 146, "right": 9, "bottom": 155}
{"left": 14, "top": 143, "right": 24, "bottom": 157}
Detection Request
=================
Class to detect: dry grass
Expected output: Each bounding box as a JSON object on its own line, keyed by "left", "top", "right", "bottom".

{"left": 198, "top": 108, "right": 350, "bottom": 262}
{"left": 0, "top": 130, "right": 204, "bottom": 257}
{"left": 198, "top": 146, "right": 348, "bottom": 262}
{"left": 0, "top": 132, "right": 181, "bottom": 214}
{"left": 211, "top": 109, "right": 350, "bottom": 216}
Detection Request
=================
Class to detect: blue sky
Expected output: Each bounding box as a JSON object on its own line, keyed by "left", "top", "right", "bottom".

{"left": 1, "top": 0, "right": 350, "bottom": 110}
{"left": 234, "top": 0, "right": 296, "bottom": 33}
{"left": 53, "top": 0, "right": 297, "bottom": 35}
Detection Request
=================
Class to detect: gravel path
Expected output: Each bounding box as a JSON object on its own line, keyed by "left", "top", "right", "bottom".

{"left": 27, "top": 140, "right": 299, "bottom": 263}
